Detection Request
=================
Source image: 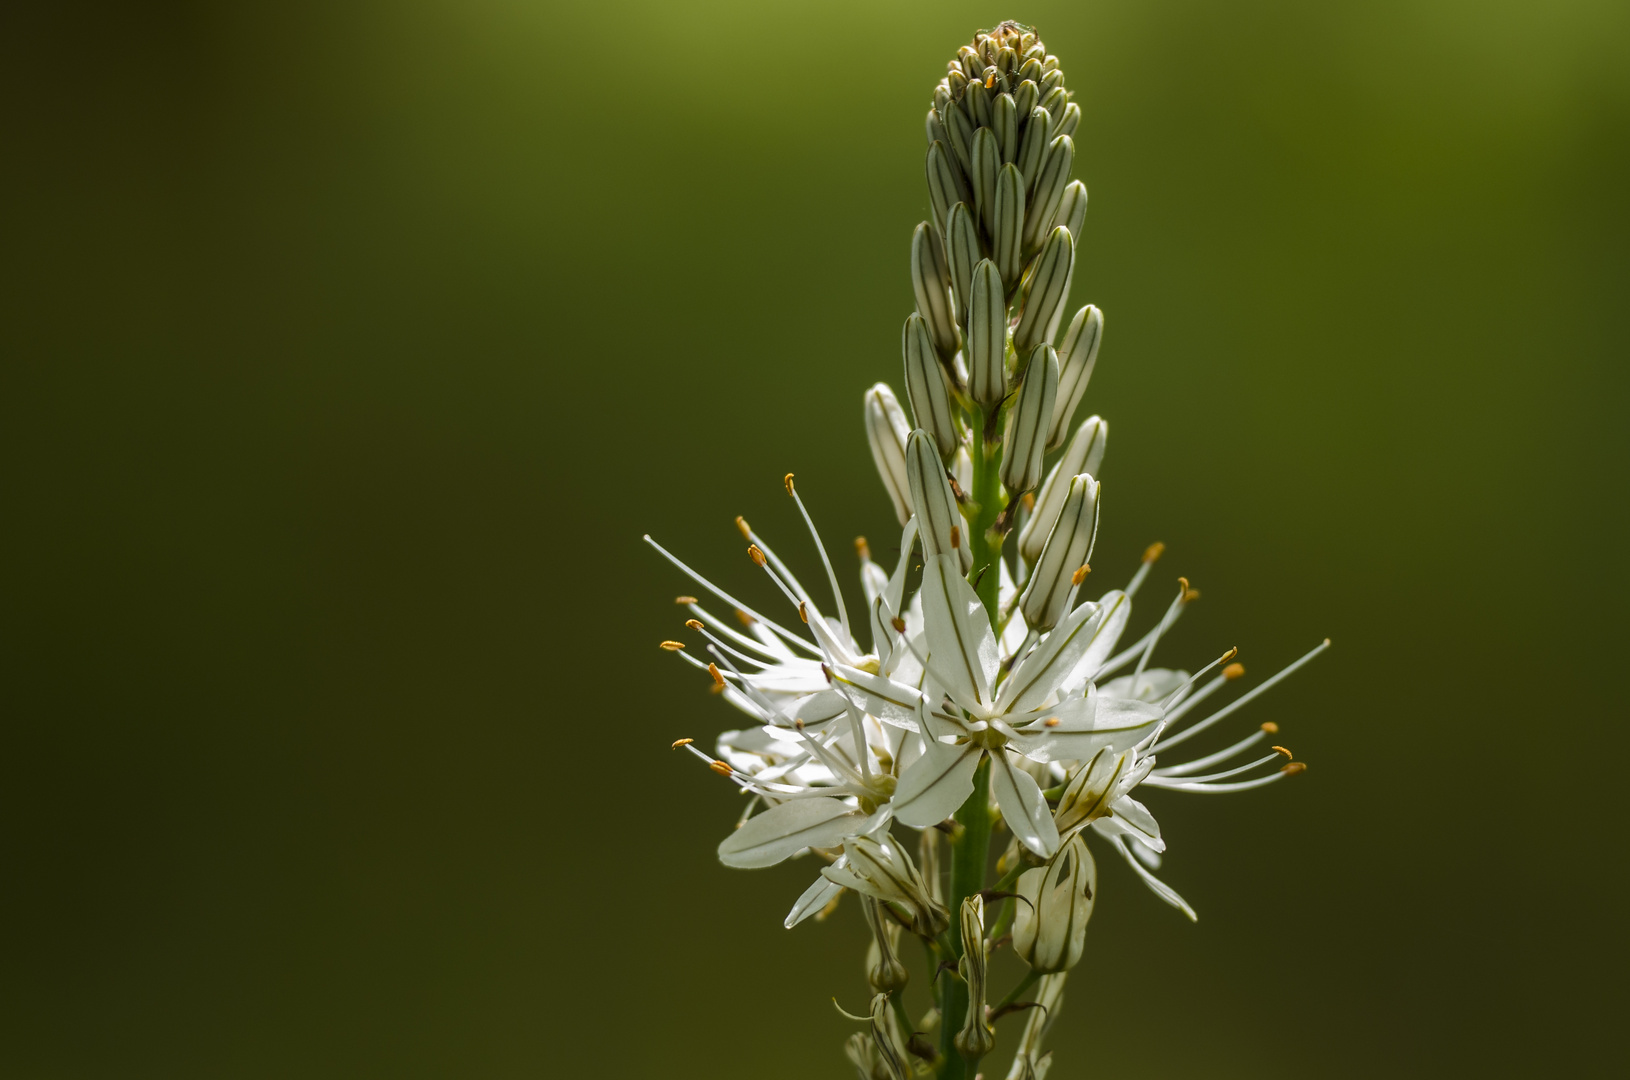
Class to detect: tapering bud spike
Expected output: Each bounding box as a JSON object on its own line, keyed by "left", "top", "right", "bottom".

{"left": 946, "top": 203, "right": 981, "bottom": 329}
{"left": 1020, "top": 474, "right": 1100, "bottom": 631}
{"left": 1026, "top": 136, "right": 1075, "bottom": 252}
{"left": 1017, "top": 107, "right": 1052, "bottom": 195}
{"left": 1013, "top": 833, "right": 1096, "bottom": 973}
{"left": 971, "top": 127, "right": 1001, "bottom": 233}
{"left": 967, "top": 260, "right": 1008, "bottom": 408}
{"left": 1013, "top": 226, "right": 1075, "bottom": 353}
{"left": 993, "top": 163, "right": 1027, "bottom": 289}
{"left": 1021, "top": 415, "right": 1107, "bottom": 562}
{"left": 903, "top": 314, "right": 958, "bottom": 462}
{"left": 864, "top": 383, "right": 913, "bottom": 525}
{"left": 911, "top": 222, "right": 958, "bottom": 360}
{"left": 1047, "top": 305, "right": 1104, "bottom": 449}
{"left": 906, "top": 429, "right": 971, "bottom": 572}
{"left": 1001, "top": 344, "right": 1059, "bottom": 495}
{"left": 1052, "top": 181, "right": 1087, "bottom": 250}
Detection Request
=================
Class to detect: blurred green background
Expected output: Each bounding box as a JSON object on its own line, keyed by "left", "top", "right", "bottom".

{"left": 4, "top": 1, "right": 1627, "bottom": 1076}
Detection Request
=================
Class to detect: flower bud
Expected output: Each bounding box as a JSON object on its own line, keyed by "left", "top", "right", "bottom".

{"left": 1017, "top": 106, "right": 1052, "bottom": 192}
{"left": 1047, "top": 305, "right": 1104, "bottom": 449}
{"left": 993, "top": 163, "right": 1027, "bottom": 289}
{"left": 1053, "top": 746, "right": 1132, "bottom": 839}
{"left": 1038, "top": 85, "right": 1068, "bottom": 123}
{"left": 944, "top": 103, "right": 975, "bottom": 175}
{"left": 1019, "top": 474, "right": 1100, "bottom": 631}
{"left": 1014, "top": 833, "right": 1096, "bottom": 973}
{"left": 954, "top": 895, "right": 995, "bottom": 1059}
{"left": 1012, "top": 227, "right": 1074, "bottom": 354}
{"left": 1013, "top": 78, "right": 1039, "bottom": 122}
{"left": 992, "top": 92, "right": 1019, "bottom": 163}
{"left": 903, "top": 314, "right": 958, "bottom": 462}
{"left": 823, "top": 834, "right": 950, "bottom": 938}
{"left": 966, "top": 260, "right": 1008, "bottom": 409}
{"left": 1021, "top": 416, "right": 1106, "bottom": 561}
{"left": 1051, "top": 180, "right": 1087, "bottom": 249}
{"left": 945, "top": 202, "right": 981, "bottom": 329}
{"left": 1000, "top": 344, "right": 1059, "bottom": 495}
{"left": 863, "top": 897, "right": 910, "bottom": 993}
{"left": 910, "top": 222, "right": 958, "bottom": 361}
{"left": 1006, "top": 974, "right": 1066, "bottom": 1080}
{"left": 906, "top": 429, "right": 972, "bottom": 573}
{"left": 971, "top": 127, "right": 1001, "bottom": 233}
{"left": 965, "top": 77, "right": 993, "bottom": 129}
{"left": 1056, "top": 101, "right": 1081, "bottom": 140}
{"left": 864, "top": 383, "right": 913, "bottom": 525}
{"left": 1026, "top": 136, "right": 1075, "bottom": 252}
{"left": 926, "top": 141, "right": 970, "bottom": 232}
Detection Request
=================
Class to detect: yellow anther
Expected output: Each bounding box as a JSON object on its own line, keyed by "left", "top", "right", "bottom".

{"left": 985, "top": 73, "right": 996, "bottom": 88}
{"left": 1071, "top": 564, "right": 1091, "bottom": 586}
{"left": 748, "top": 544, "right": 766, "bottom": 567}
{"left": 798, "top": 601, "right": 810, "bottom": 624}
{"left": 709, "top": 759, "right": 733, "bottom": 776}
{"left": 735, "top": 609, "right": 755, "bottom": 626}
{"left": 1021, "top": 492, "right": 1036, "bottom": 511}
{"left": 890, "top": 616, "right": 907, "bottom": 634}
{"left": 1142, "top": 541, "right": 1166, "bottom": 564}
{"left": 1225, "top": 663, "right": 1247, "bottom": 681}
{"left": 1220, "top": 646, "right": 1238, "bottom": 663}
{"left": 784, "top": 472, "right": 796, "bottom": 494}
{"left": 670, "top": 737, "right": 694, "bottom": 749}
{"left": 674, "top": 595, "right": 698, "bottom": 605}
{"left": 1260, "top": 721, "right": 1279, "bottom": 733}
{"left": 1043, "top": 717, "right": 1061, "bottom": 728}
{"left": 855, "top": 536, "right": 870, "bottom": 560}
{"left": 707, "top": 662, "right": 726, "bottom": 690}
{"left": 1272, "top": 745, "right": 1293, "bottom": 759}
{"left": 950, "top": 525, "right": 962, "bottom": 550}
{"left": 1281, "top": 761, "right": 1307, "bottom": 776}
{"left": 659, "top": 640, "right": 685, "bottom": 651}
{"left": 735, "top": 515, "right": 752, "bottom": 539}
{"left": 685, "top": 618, "right": 704, "bottom": 631}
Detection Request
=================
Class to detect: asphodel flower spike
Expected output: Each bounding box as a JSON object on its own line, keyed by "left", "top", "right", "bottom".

{"left": 651, "top": 23, "right": 1326, "bottom": 1080}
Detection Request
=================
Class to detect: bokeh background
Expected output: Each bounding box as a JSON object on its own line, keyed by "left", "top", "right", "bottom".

{"left": 5, "top": 1, "right": 1627, "bottom": 1076}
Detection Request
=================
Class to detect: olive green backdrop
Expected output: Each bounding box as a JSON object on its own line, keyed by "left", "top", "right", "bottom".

{"left": 5, "top": 1, "right": 1627, "bottom": 1077}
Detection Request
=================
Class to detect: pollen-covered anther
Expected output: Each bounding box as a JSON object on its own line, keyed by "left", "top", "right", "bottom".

{"left": 735, "top": 515, "right": 752, "bottom": 539}
{"left": 1021, "top": 492, "right": 1036, "bottom": 511}
{"left": 670, "top": 737, "right": 694, "bottom": 749}
{"left": 1143, "top": 541, "right": 1166, "bottom": 564}
{"left": 890, "top": 616, "right": 906, "bottom": 633}
{"left": 1272, "top": 745, "right": 1293, "bottom": 759}
{"left": 1043, "top": 717, "right": 1061, "bottom": 727}
{"left": 685, "top": 618, "right": 704, "bottom": 631}
{"left": 659, "top": 640, "right": 685, "bottom": 651}
{"left": 674, "top": 595, "right": 697, "bottom": 605}
{"left": 1221, "top": 646, "right": 1239, "bottom": 663}
{"left": 950, "top": 525, "right": 962, "bottom": 550}
{"left": 735, "top": 609, "right": 755, "bottom": 626}
{"left": 1071, "top": 563, "right": 1091, "bottom": 586}
{"left": 1281, "top": 761, "right": 1308, "bottom": 776}
{"left": 748, "top": 544, "right": 767, "bottom": 567}
{"left": 708, "top": 759, "right": 734, "bottom": 777}
{"left": 855, "top": 535, "right": 870, "bottom": 559}
{"left": 707, "top": 662, "right": 726, "bottom": 691}
{"left": 1260, "top": 720, "right": 1279, "bottom": 733}
{"left": 798, "top": 601, "right": 810, "bottom": 624}
{"left": 783, "top": 472, "right": 796, "bottom": 495}
{"left": 1225, "top": 662, "right": 1247, "bottom": 680}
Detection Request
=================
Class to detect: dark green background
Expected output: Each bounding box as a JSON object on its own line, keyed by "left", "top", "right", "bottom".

{"left": 5, "top": 2, "right": 1627, "bottom": 1076}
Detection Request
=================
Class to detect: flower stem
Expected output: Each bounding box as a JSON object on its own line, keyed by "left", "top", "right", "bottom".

{"left": 939, "top": 757, "right": 992, "bottom": 1079}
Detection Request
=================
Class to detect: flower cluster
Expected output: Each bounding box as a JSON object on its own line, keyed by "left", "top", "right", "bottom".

{"left": 648, "top": 21, "right": 1326, "bottom": 1080}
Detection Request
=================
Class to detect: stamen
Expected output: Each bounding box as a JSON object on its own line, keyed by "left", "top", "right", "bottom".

{"left": 799, "top": 602, "right": 810, "bottom": 624}
{"left": 660, "top": 640, "right": 685, "bottom": 651}
{"left": 736, "top": 609, "right": 755, "bottom": 626}
{"left": 1142, "top": 752, "right": 1287, "bottom": 787}
{"left": 1272, "top": 745, "right": 1292, "bottom": 759}
{"left": 1283, "top": 761, "right": 1307, "bottom": 775}
{"left": 784, "top": 472, "right": 796, "bottom": 494}
{"left": 708, "top": 663, "right": 726, "bottom": 691}
{"left": 787, "top": 479, "right": 854, "bottom": 642}
{"left": 1224, "top": 662, "right": 1245, "bottom": 680}
{"left": 1128, "top": 581, "right": 1188, "bottom": 693}
{"left": 1260, "top": 721, "right": 1279, "bottom": 733}
{"left": 1155, "top": 639, "right": 1331, "bottom": 751}
{"left": 855, "top": 536, "right": 871, "bottom": 560}
{"left": 674, "top": 595, "right": 698, "bottom": 604}
{"left": 671, "top": 738, "right": 694, "bottom": 749}
{"left": 950, "top": 525, "right": 962, "bottom": 550}
{"left": 1125, "top": 541, "right": 1164, "bottom": 598}
{"left": 748, "top": 544, "right": 767, "bottom": 566}
{"left": 736, "top": 515, "right": 752, "bottom": 539}
{"left": 1071, "top": 564, "right": 1091, "bottom": 586}
{"left": 1158, "top": 646, "right": 1239, "bottom": 713}
{"left": 709, "top": 759, "right": 734, "bottom": 776}
{"left": 1152, "top": 728, "right": 1269, "bottom": 776}
{"left": 685, "top": 619, "right": 704, "bottom": 631}
{"left": 643, "top": 535, "right": 821, "bottom": 656}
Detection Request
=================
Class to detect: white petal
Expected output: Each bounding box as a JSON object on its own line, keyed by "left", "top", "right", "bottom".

{"left": 893, "top": 742, "right": 983, "bottom": 827}
{"left": 828, "top": 664, "right": 926, "bottom": 732}
{"left": 784, "top": 867, "right": 844, "bottom": 928}
{"left": 1012, "top": 695, "right": 1161, "bottom": 763}
{"left": 1061, "top": 589, "right": 1132, "bottom": 691}
{"left": 1110, "top": 835, "right": 1196, "bottom": 921}
{"left": 998, "top": 596, "right": 1113, "bottom": 712}
{"left": 991, "top": 750, "right": 1060, "bottom": 856}
{"left": 717, "top": 797, "right": 860, "bottom": 869}
{"left": 919, "top": 553, "right": 998, "bottom": 712}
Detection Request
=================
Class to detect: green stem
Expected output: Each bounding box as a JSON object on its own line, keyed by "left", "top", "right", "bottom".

{"left": 937, "top": 756, "right": 991, "bottom": 1079}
